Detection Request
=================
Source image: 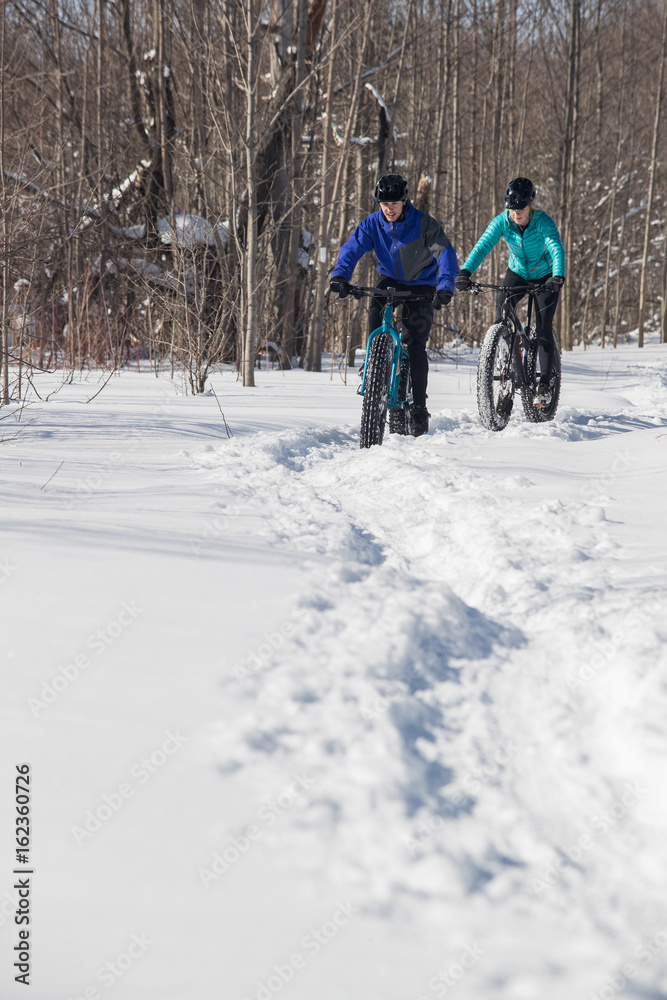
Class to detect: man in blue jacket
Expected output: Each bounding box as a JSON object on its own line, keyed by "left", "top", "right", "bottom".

{"left": 330, "top": 174, "right": 459, "bottom": 436}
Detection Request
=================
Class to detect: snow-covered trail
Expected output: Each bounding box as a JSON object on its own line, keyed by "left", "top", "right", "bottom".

{"left": 191, "top": 360, "right": 667, "bottom": 999}
{"left": 2, "top": 346, "right": 667, "bottom": 1000}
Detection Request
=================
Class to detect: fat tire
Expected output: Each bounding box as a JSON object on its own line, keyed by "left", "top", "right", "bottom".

{"left": 389, "top": 358, "right": 411, "bottom": 435}
{"left": 360, "top": 334, "right": 392, "bottom": 448}
{"left": 520, "top": 329, "right": 561, "bottom": 422}
{"left": 477, "top": 322, "right": 515, "bottom": 431}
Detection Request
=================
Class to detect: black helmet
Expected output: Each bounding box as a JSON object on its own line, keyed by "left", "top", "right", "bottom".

{"left": 374, "top": 173, "right": 408, "bottom": 202}
{"left": 504, "top": 177, "right": 536, "bottom": 210}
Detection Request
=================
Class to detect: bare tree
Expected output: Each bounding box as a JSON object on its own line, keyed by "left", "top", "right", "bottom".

{"left": 637, "top": 0, "right": 667, "bottom": 348}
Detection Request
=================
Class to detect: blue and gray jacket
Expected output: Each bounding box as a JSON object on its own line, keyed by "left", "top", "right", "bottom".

{"left": 331, "top": 200, "right": 459, "bottom": 291}
{"left": 462, "top": 208, "right": 566, "bottom": 280}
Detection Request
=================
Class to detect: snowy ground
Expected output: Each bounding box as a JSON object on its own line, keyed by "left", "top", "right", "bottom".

{"left": 1, "top": 340, "right": 667, "bottom": 1000}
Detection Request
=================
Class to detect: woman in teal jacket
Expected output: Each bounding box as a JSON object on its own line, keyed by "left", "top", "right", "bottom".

{"left": 455, "top": 177, "right": 566, "bottom": 406}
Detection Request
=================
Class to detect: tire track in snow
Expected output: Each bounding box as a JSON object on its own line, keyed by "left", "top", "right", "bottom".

{"left": 193, "top": 426, "right": 523, "bottom": 900}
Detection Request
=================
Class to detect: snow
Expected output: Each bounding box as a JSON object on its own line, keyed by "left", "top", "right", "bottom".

{"left": 1, "top": 342, "right": 667, "bottom": 999}
{"left": 157, "top": 214, "right": 230, "bottom": 248}
{"left": 111, "top": 169, "right": 142, "bottom": 205}
{"left": 365, "top": 82, "right": 390, "bottom": 120}
{"left": 122, "top": 224, "right": 147, "bottom": 240}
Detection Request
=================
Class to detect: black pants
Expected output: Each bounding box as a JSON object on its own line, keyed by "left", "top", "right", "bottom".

{"left": 368, "top": 276, "right": 435, "bottom": 409}
{"left": 496, "top": 268, "right": 560, "bottom": 384}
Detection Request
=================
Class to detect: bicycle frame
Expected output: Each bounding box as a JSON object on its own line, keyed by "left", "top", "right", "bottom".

{"left": 474, "top": 282, "right": 548, "bottom": 391}
{"left": 358, "top": 303, "right": 408, "bottom": 410}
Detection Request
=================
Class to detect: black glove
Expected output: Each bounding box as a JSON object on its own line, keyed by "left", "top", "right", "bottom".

{"left": 544, "top": 275, "right": 565, "bottom": 293}
{"left": 330, "top": 277, "right": 350, "bottom": 298}
{"left": 455, "top": 269, "right": 472, "bottom": 292}
{"left": 436, "top": 289, "right": 453, "bottom": 307}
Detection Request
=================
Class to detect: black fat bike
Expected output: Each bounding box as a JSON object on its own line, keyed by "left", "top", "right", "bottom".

{"left": 466, "top": 280, "right": 562, "bottom": 431}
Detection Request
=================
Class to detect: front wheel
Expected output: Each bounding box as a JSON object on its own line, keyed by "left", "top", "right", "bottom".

{"left": 477, "top": 322, "right": 515, "bottom": 431}
{"left": 388, "top": 355, "right": 411, "bottom": 435}
{"left": 360, "top": 334, "right": 392, "bottom": 448}
{"left": 520, "top": 330, "right": 561, "bottom": 422}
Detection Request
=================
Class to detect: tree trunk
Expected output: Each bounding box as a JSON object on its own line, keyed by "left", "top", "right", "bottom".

{"left": 660, "top": 235, "right": 667, "bottom": 344}
{"left": 432, "top": 0, "right": 452, "bottom": 218}
{"left": 490, "top": 0, "right": 505, "bottom": 216}
{"left": 98, "top": 0, "right": 105, "bottom": 187}
{"left": 559, "top": 0, "right": 581, "bottom": 351}
{"left": 600, "top": 15, "right": 627, "bottom": 349}
{"left": 637, "top": 0, "right": 667, "bottom": 348}
{"left": 155, "top": 0, "right": 174, "bottom": 226}
{"left": 0, "top": 1, "right": 7, "bottom": 404}
{"left": 306, "top": 0, "right": 338, "bottom": 373}
{"left": 279, "top": 0, "right": 309, "bottom": 370}
{"left": 329, "top": 3, "right": 372, "bottom": 236}
{"left": 379, "top": 0, "right": 413, "bottom": 179}
{"left": 243, "top": 0, "right": 259, "bottom": 386}
{"left": 451, "top": 0, "right": 462, "bottom": 231}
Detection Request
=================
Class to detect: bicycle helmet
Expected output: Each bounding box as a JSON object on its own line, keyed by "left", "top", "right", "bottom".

{"left": 504, "top": 177, "right": 536, "bottom": 210}
{"left": 374, "top": 173, "right": 409, "bottom": 202}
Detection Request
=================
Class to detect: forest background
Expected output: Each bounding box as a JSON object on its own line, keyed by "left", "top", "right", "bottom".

{"left": 2, "top": 0, "right": 667, "bottom": 399}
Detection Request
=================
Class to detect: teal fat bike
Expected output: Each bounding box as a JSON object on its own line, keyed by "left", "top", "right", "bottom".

{"left": 341, "top": 285, "right": 436, "bottom": 449}
{"left": 464, "top": 280, "right": 562, "bottom": 431}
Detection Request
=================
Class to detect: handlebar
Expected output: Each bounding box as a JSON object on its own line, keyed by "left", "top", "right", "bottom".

{"left": 338, "top": 284, "right": 436, "bottom": 303}
{"left": 465, "top": 280, "right": 552, "bottom": 296}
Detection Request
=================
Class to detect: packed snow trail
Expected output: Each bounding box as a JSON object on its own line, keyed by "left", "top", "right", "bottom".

{"left": 1, "top": 346, "right": 667, "bottom": 1000}
{"left": 187, "top": 353, "right": 667, "bottom": 999}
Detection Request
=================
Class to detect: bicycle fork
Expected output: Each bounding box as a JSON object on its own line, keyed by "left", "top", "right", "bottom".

{"left": 358, "top": 306, "right": 407, "bottom": 410}
{"left": 511, "top": 330, "right": 533, "bottom": 390}
{"left": 511, "top": 292, "right": 536, "bottom": 390}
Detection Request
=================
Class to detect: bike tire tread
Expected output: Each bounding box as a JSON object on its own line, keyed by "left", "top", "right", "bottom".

{"left": 360, "top": 335, "right": 392, "bottom": 448}
{"left": 477, "top": 323, "right": 514, "bottom": 431}
{"left": 520, "top": 330, "right": 562, "bottom": 422}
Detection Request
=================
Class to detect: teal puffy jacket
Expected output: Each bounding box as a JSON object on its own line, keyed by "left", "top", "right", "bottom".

{"left": 462, "top": 209, "right": 566, "bottom": 280}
